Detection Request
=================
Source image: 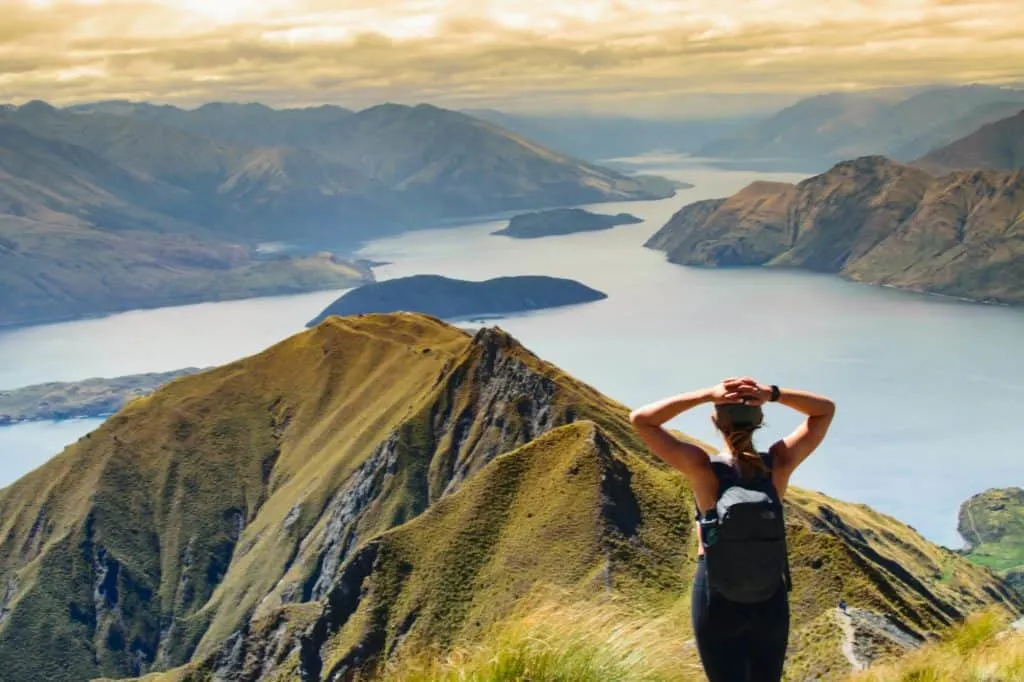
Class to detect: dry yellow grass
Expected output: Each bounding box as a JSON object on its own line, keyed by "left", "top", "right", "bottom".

{"left": 380, "top": 592, "right": 704, "bottom": 682}
{"left": 852, "top": 610, "right": 1024, "bottom": 682}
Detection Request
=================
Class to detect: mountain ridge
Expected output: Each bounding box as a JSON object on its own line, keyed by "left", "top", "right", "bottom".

{"left": 0, "top": 313, "right": 1017, "bottom": 682}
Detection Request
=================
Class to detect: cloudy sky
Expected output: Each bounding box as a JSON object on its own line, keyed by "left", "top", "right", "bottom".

{"left": 2, "top": 0, "right": 1022, "bottom": 116}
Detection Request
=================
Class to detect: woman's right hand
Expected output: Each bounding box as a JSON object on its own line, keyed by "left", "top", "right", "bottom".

{"left": 709, "top": 377, "right": 756, "bottom": 404}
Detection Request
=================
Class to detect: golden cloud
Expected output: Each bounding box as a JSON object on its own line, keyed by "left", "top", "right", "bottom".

{"left": 0, "top": 0, "right": 1021, "bottom": 115}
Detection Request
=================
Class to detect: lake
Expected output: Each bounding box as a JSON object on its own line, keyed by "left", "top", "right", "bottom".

{"left": 2, "top": 154, "right": 1021, "bottom": 547}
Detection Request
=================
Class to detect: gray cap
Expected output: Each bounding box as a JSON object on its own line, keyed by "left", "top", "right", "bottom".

{"left": 716, "top": 401, "right": 763, "bottom": 428}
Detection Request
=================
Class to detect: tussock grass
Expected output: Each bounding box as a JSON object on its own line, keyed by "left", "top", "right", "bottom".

{"left": 852, "top": 609, "right": 1024, "bottom": 682}
{"left": 381, "top": 595, "right": 704, "bottom": 682}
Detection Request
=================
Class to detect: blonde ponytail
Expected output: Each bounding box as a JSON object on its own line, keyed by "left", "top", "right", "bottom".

{"left": 725, "top": 425, "right": 767, "bottom": 480}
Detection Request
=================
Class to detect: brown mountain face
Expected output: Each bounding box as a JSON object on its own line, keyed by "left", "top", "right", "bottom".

{"left": 914, "top": 109, "right": 1024, "bottom": 174}
{"left": 645, "top": 156, "right": 1024, "bottom": 304}
{"left": 0, "top": 313, "right": 1018, "bottom": 682}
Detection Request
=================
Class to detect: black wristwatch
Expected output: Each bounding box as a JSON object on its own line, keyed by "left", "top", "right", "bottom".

{"left": 769, "top": 384, "right": 781, "bottom": 402}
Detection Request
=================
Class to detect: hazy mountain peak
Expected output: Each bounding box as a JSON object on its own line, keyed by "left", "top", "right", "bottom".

{"left": 17, "top": 99, "right": 57, "bottom": 115}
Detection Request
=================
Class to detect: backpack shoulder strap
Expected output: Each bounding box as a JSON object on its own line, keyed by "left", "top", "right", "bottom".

{"left": 693, "top": 456, "right": 732, "bottom": 520}
{"left": 761, "top": 449, "right": 794, "bottom": 593}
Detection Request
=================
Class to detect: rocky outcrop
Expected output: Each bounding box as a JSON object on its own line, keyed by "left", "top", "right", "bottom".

{"left": 646, "top": 156, "right": 1024, "bottom": 304}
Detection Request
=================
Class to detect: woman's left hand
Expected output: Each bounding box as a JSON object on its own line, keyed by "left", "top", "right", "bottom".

{"left": 728, "top": 377, "right": 772, "bottom": 405}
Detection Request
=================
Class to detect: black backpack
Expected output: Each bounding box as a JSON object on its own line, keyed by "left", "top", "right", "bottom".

{"left": 697, "top": 452, "right": 791, "bottom": 603}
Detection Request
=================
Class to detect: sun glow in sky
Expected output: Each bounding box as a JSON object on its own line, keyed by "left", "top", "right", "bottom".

{"left": 2, "top": 0, "right": 1022, "bottom": 115}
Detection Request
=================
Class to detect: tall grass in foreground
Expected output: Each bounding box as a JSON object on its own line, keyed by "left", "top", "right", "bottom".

{"left": 851, "top": 609, "right": 1024, "bottom": 682}
{"left": 379, "top": 598, "right": 1023, "bottom": 682}
{"left": 380, "top": 597, "right": 705, "bottom": 682}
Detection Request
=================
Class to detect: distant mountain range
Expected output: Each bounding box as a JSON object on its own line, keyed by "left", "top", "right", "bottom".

{"left": 697, "top": 85, "right": 1024, "bottom": 170}
{"left": 646, "top": 155, "right": 1024, "bottom": 304}
{"left": 462, "top": 110, "right": 757, "bottom": 161}
{"left": 915, "top": 109, "right": 1024, "bottom": 175}
{"left": 0, "top": 100, "right": 672, "bottom": 327}
{"left": 3, "top": 100, "right": 671, "bottom": 245}
{"left": 0, "top": 313, "right": 1016, "bottom": 682}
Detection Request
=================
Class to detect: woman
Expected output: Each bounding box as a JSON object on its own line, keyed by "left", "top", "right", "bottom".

{"left": 629, "top": 377, "right": 835, "bottom": 682}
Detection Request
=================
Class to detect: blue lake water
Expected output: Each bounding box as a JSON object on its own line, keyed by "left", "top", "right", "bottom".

{"left": 1, "top": 154, "right": 1021, "bottom": 548}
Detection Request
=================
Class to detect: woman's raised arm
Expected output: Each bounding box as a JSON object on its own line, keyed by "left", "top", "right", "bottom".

{"left": 629, "top": 379, "right": 750, "bottom": 509}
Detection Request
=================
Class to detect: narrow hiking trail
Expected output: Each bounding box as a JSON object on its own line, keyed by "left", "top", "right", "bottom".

{"left": 836, "top": 606, "right": 925, "bottom": 672}
{"left": 964, "top": 500, "right": 985, "bottom": 548}
{"left": 836, "top": 609, "right": 866, "bottom": 672}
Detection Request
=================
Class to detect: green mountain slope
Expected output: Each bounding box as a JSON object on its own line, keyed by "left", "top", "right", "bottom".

{"left": 698, "top": 85, "right": 1024, "bottom": 168}
{"left": 915, "top": 109, "right": 1024, "bottom": 174}
{"left": 959, "top": 488, "right": 1024, "bottom": 596}
{"left": 0, "top": 314, "right": 1017, "bottom": 682}
{"left": 645, "top": 156, "right": 1024, "bottom": 304}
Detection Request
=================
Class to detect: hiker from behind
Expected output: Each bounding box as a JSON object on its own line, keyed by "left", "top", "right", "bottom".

{"left": 629, "top": 378, "right": 835, "bottom": 682}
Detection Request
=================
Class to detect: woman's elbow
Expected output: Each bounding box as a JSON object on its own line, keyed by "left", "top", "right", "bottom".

{"left": 628, "top": 409, "right": 647, "bottom": 426}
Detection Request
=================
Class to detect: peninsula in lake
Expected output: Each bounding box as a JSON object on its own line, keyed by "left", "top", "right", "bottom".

{"left": 0, "top": 369, "right": 203, "bottom": 425}
{"left": 646, "top": 155, "right": 1024, "bottom": 305}
{"left": 308, "top": 275, "right": 607, "bottom": 325}
{"left": 492, "top": 208, "right": 643, "bottom": 239}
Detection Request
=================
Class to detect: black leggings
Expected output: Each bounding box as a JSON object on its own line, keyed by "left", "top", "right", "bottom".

{"left": 691, "top": 556, "right": 790, "bottom": 682}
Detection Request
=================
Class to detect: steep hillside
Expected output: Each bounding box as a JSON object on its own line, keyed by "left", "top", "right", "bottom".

{"left": 698, "top": 85, "right": 1024, "bottom": 168}
{"left": 0, "top": 102, "right": 403, "bottom": 245}
{"left": 645, "top": 156, "right": 1024, "bottom": 304}
{"left": 959, "top": 488, "right": 1024, "bottom": 596}
{"left": 0, "top": 314, "right": 1017, "bottom": 682}
{"left": 915, "top": 109, "right": 1024, "bottom": 174}
{"left": 0, "top": 121, "right": 190, "bottom": 234}
{"left": 0, "top": 216, "right": 373, "bottom": 328}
